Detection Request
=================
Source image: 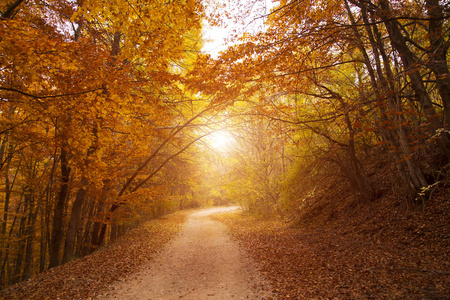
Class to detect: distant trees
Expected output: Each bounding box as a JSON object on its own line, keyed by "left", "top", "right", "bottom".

{"left": 222, "top": 115, "right": 286, "bottom": 217}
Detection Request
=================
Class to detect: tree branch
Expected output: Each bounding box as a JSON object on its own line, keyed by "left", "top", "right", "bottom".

{"left": 0, "top": 87, "right": 104, "bottom": 100}
{"left": 130, "top": 131, "right": 213, "bottom": 192}
{"left": 1, "top": 0, "right": 26, "bottom": 19}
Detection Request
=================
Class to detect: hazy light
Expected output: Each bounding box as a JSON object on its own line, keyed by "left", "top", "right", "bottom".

{"left": 202, "top": 25, "right": 232, "bottom": 58}
{"left": 208, "top": 130, "right": 236, "bottom": 152}
{"left": 201, "top": 0, "right": 277, "bottom": 58}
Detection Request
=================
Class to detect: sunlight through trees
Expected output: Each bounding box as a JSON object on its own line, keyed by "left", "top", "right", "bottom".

{"left": 1, "top": 0, "right": 449, "bottom": 289}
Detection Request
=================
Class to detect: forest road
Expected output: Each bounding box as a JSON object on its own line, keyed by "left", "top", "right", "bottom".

{"left": 96, "top": 206, "right": 274, "bottom": 300}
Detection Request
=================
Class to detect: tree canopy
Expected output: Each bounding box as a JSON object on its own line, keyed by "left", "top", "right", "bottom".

{"left": 1, "top": 0, "right": 449, "bottom": 288}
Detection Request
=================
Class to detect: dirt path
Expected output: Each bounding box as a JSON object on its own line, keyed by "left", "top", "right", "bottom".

{"left": 97, "top": 207, "right": 274, "bottom": 300}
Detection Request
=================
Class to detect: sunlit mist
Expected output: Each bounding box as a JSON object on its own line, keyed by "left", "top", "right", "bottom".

{"left": 208, "top": 130, "right": 236, "bottom": 152}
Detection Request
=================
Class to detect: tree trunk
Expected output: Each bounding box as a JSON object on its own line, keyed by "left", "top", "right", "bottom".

{"left": 89, "top": 205, "right": 104, "bottom": 250}
{"left": 367, "top": 8, "right": 428, "bottom": 193}
{"left": 0, "top": 203, "right": 21, "bottom": 286}
{"left": 110, "top": 223, "right": 119, "bottom": 243}
{"left": 10, "top": 193, "right": 29, "bottom": 284}
{"left": 78, "top": 198, "right": 96, "bottom": 256}
{"left": 39, "top": 199, "right": 47, "bottom": 273}
{"left": 89, "top": 180, "right": 111, "bottom": 250}
{"left": 425, "top": 0, "right": 450, "bottom": 126}
{"left": 48, "top": 148, "right": 70, "bottom": 269}
{"left": 0, "top": 132, "right": 9, "bottom": 172}
{"left": 379, "top": 0, "right": 450, "bottom": 159}
{"left": 40, "top": 149, "right": 58, "bottom": 272}
{"left": 23, "top": 196, "right": 39, "bottom": 281}
{"left": 347, "top": 0, "right": 414, "bottom": 194}
{"left": 349, "top": 0, "right": 428, "bottom": 195}
{"left": 97, "top": 203, "right": 119, "bottom": 247}
{"left": 62, "top": 177, "right": 88, "bottom": 263}
{"left": 1, "top": 145, "right": 15, "bottom": 236}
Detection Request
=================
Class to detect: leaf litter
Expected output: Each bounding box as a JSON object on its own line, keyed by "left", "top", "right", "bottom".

{"left": 0, "top": 212, "right": 188, "bottom": 300}
{"left": 1, "top": 189, "right": 448, "bottom": 300}
{"left": 213, "top": 188, "right": 450, "bottom": 299}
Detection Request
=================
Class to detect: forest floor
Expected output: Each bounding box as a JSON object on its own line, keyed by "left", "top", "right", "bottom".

{"left": 95, "top": 206, "right": 273, "bottom": 300}
{"left": 213, "top": 187, "right": 450, "bottom": 299}
{"left": 0, "top": 207, "right": 273, "bottom": 300}
{"left": 0, "top": 188, "right": 449, "bottom": 299}
{"left": 0, "top": 210, "right": 189, "bottom": 300}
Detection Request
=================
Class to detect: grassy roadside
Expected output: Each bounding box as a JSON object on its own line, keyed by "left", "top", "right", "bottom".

{"left": 213, "top": 210, "right": 450, "bottom": 299}
{"left": 0, "top": 210, "right": 189, "bottom": 300}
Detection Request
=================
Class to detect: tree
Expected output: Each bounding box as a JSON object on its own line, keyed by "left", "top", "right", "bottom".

{"left": 195, "top": 0, "right": 450, "bottom": 205}
{"left": 0, "top": 0, "right": 212, "bottom": 286}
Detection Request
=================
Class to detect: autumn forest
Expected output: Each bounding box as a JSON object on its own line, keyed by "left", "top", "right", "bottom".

{"left": 0, "top": 0, "right": 449, "bottom": 295}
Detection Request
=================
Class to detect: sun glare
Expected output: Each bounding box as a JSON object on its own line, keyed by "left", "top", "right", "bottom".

{"left": 209, "top": 130, "right": 235, "bottom": 152}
